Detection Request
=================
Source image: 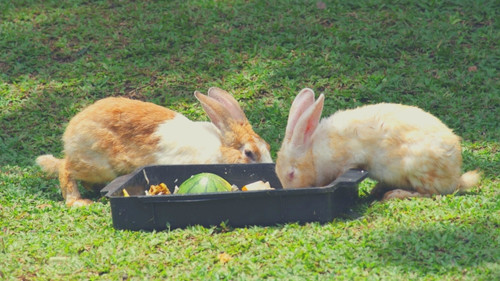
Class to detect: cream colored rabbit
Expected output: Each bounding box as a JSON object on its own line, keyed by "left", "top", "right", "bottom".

{"left": 276, "top": 88, "right": 480, "bottom": 200}
{"left": 37, "top": 87, "right": 272, "bottom": 206}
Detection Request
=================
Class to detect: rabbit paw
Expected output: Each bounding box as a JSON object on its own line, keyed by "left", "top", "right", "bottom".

{"left": 382, "top": 189, "right": 429, "bottom": 201}
{"left": 370, "top": 183, "right": 395, "bottom": 200}
{"left": 66, "top": 198, "right": 93, "bottom": 207}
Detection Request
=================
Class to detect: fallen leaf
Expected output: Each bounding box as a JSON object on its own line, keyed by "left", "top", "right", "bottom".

{"left": 468, "top": 65, "right": 477, "bottom": 72}
{"left": 316, "top": 1, "right": 326, "bottom": 9}
{"left": 49, "top": 256, "right": 69, "bottom": 262}
{"left": 218, "top": 252, "right": 232, "bottom": 264}
{"left": 36, "top": 204, "right": 52, "bottom": 209}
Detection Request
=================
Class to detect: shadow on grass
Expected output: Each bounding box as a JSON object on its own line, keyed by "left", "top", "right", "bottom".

{"left": 370, "top": 223, "right": 498, "bottom": 272}
{"left": 0, "top": 91, "right": 76, "bottom": 166}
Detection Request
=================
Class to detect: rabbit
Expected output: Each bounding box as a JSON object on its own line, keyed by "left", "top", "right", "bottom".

{"left": 36, "top": 87, "right": 272, "bottom": 207}
{"left": 275, "top": 88, "right": 480, "bottom": 200}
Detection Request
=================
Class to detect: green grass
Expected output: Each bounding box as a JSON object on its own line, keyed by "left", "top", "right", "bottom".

{"left": 1, "top": 0, "right": 499, "bottom": 280}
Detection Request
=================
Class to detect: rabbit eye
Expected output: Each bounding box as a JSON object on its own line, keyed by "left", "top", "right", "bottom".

{"left": 244, "top": 149, "right": 255, "bottom": 160}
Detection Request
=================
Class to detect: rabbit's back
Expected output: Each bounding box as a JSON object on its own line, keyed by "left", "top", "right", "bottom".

{"left": 316, "top": 103, "right": 462, "bottom": 193}
{"left": 322, "top": 103, "right": 458, "bottom": 146}
{"left": 63, "top": 97, "right": 178, "bottom": 182}
{"left": 327, "top": 103, "right": 451, "bottom": 135}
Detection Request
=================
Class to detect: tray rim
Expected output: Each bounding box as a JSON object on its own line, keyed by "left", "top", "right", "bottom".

{"left": 101, "top": 163, "right": 369, "bottom": 200}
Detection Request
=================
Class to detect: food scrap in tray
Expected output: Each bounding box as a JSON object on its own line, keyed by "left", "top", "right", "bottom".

{"left": 136, "top": 172, "right": 275, "bottom": 197}
{"left": 242, "top": 180, "right": 273, "bottom": 191}
{"left": 146, "top": 183, "right": 171, "bottom": 195}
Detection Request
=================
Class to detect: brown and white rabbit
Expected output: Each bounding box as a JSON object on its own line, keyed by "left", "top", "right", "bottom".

{"left": 37, "top": 87, "right": 272, "bottom": 206}
{"left": 275, "top": 88, "right": 480, "bottom": 200}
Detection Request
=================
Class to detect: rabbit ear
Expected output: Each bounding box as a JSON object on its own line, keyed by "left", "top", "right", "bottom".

{"left": 289, "top": 93, "right": 324, "bottom": 147}
{"left": 194, "top": 90, "right": 247, "bottom": 133}
{"left": 206, "top": 87, "right": 248, "bottom": 122}
{"left": 285, "top": 88, "right": 316, "bottom": 141}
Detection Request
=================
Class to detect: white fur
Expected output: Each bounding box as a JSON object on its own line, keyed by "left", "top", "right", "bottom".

{"left": 276, "top": 89, "right": 480, "bottom": 199}
{"left": 312, "top": 129, "right": 342, "bottom": 186}
{"left": 153, "top": 115, "right": 222, "bottom": 164}
{"left": 313, "top": 104, "right": 462, "bottom": 191}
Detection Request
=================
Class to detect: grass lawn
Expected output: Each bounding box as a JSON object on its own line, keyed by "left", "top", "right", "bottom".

{"left": 1, "top": 0, "right": 498, "bottom": 280}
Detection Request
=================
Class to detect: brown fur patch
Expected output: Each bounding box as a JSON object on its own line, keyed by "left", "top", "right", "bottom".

{"left": 63, "top": 97, "right": 176, "bottom": 181}
{"left": 220, "top": 146, "right": 248, "bottom": 164}
{"left": 219, "top": 120, "right": 268, "bottom": 163}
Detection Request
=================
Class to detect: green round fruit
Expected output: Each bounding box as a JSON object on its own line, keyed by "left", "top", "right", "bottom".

{"left": 177, "top": 173, "right": 232, "bottom": 194}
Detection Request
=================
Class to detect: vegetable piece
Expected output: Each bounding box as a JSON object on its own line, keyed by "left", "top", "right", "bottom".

{"left": 177, "top": 173, "right": 232, "bottom": 194}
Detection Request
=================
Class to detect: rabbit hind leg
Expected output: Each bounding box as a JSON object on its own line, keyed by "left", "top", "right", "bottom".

{"left": 58, "top": 159, "right": 92, "bottom": 207}
{"left": 370, "top": 182, "right": 400, "bottom": 200}
{"left": 382, "top": 189, "right": 431, "bottom": 201}
{"left": 371, "top": 182, "right": 432, "bottom": 201}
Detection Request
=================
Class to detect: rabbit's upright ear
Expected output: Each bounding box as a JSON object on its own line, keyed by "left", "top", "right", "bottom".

{"left": 289, "top": 93, "right": 324, "bottom": 148}
{"left": 285, "top": 88, "right": 316, "bottom": 141}
{"left": 207, "top": 87, "right": 248, "bottom": 122}
{"left": 194, "top": 89, "right": 247, "bottom": 133}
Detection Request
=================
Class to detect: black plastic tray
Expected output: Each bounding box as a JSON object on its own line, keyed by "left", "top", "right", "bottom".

{"left": 101, "top": 163, "right": 368, "bottom": 231}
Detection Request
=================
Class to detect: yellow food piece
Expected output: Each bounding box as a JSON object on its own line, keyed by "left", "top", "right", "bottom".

{"left": 218, "top": 252, "right": 232, "bottom": 264}
{"left": 123, "top": 189, "right": 130, "bottom": 197}
{"left": 242, "top": 181, "right": 273, "bottom": 191}
{"left": 148, "top": 182, "right": 171, "bottom": 195}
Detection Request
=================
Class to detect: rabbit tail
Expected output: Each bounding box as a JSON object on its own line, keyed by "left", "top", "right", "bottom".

{"left": 36, "top": 154, "right": 63, "bottom": 177}
{"left": 458, "top": 170, "right": 481, "bottom": 192}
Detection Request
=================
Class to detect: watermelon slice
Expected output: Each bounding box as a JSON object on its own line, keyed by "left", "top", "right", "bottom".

{"left": 177, "top": 173, "right": 232, "bottom": 194}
